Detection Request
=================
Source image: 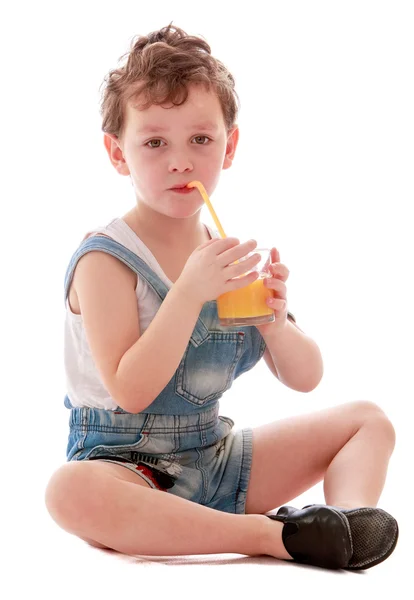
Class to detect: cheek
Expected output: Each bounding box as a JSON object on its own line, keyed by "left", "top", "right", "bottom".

{"left": 130, "top": 153, "right": 160, "bottom": 180}
{"left": 201, "top": 163, "right": 220, "bottom": 186}
{"left": 202, "top": 146, "right": 227, "bottom": 175}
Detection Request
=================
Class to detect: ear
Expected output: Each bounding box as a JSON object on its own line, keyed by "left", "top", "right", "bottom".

{"left": 103, "top": 133, "right": 130, "bottom": 176}
{"left": 222, "top": 125, "right": 239, "bottom": 170}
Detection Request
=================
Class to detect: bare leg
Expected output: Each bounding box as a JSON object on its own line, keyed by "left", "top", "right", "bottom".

{"left": 245, "top": 401, "right": 396, "bottom": 515}
{"left": 45, "top": 460, "right": 291, "bottom": 559}
{"left": 323, "top": 408, "right": 396, "bottom": 509}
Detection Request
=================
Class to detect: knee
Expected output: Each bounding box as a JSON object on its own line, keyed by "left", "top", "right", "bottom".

{"left": 44, "top": 462, "right": 96, "bottom": 532}
{"left": 353, "top": 400, "right": 396, "bottom": 451}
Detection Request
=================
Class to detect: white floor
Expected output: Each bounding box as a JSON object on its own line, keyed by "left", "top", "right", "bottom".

{"left": 9, "top": 491, "right": 408, "bottom": 600}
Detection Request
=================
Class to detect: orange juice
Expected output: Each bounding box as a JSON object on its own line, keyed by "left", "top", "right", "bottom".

{"left": 217, "top": 275, "right": 275, "bottom": 326}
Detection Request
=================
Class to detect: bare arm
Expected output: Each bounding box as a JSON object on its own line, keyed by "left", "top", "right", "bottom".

{"left": 73, "top": 250, "right": 203, "bottom": 413}
{"left": 115, "top": 279, "right": 202, "bottom": 412}
{"left": 260, "top": 320, "right": 324, "bottom": 393}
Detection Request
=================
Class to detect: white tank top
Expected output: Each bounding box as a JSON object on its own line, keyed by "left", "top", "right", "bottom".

{"left": 64, "top": 218, "right": 220, "bottom": 411}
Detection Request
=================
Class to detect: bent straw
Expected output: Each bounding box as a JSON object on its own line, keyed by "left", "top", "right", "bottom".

{"left": 187, "top": 181, "right": 227, "bottom": 239}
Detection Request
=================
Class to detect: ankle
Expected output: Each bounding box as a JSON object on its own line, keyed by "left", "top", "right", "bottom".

{"left": 259, "top": 515, "right": 293, "bottom": 560}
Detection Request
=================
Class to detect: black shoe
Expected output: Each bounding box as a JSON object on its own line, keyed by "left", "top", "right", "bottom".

{"left": 268, "top": 504, "right": 398, "bottom": 570}
{"left": 267, "top": 504, "right": 353, "bottom": 569}
{"left": 332, "top": 506, "right": 399, "bottom": 570}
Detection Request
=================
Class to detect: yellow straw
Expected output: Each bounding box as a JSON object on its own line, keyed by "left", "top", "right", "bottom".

{"left": 187, "top": 181, "right": 227, "bottom": 239}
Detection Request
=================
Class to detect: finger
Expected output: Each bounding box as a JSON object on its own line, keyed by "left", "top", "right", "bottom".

{"left": 265, "top": 277, "right": 287, "bottom": 295}
{"left": 265, "top": 248, "right": 279, "bottom": 271}
{"left": 271, "top": 263, "right": 289, "bottom": 280}
{"left": 267, "top": 297, "right": 287, "bottom": 311}
{"left": 270, "top": 247, "right": 278, "bottom": 260}
{"left": 204, "top": 236, "right": 239, "bottom": 253}
{"left": 219, "top": 239, "right": 256, "bottom": 266}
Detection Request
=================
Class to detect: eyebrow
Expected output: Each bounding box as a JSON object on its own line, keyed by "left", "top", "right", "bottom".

{"left": 136, "top": 122, "right": 219, "bottom": 134}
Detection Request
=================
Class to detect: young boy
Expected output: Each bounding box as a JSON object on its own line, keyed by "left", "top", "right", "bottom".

{"left": 45, "top": 23, "right": 398, "bottom": 569}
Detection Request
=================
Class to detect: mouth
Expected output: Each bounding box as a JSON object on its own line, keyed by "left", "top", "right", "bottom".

{"left": 169, "top": 184, "right": 191, "bottom": 190}
{"left": 169, "top": 184, "right": 195, "bottom": 194}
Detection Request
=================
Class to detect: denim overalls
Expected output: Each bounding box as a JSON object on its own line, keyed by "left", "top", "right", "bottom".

{"left": 63, "top": 235, "right": 267, "bottom": 514}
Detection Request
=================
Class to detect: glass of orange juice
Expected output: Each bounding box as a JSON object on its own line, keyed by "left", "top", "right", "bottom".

{"left": 217, "top": 248, "right": 275, "bottom": 326}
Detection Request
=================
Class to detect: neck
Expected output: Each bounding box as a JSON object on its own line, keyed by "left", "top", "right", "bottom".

{"left": 125, "top": 203, "right": 207, "bottom": 247}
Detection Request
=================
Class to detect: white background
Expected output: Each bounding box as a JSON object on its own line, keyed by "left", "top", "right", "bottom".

{"left": 1, "top": 1, "right": 413, "bottom": 598}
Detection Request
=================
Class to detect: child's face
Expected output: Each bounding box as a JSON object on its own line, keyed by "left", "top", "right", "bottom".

{"left": 105, "top": 83, "right": 238, "bottom": 215}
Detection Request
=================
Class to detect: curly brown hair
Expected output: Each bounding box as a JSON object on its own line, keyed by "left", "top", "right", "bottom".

{"left": 99, "top": 23, "right": 240, "bottom": 140}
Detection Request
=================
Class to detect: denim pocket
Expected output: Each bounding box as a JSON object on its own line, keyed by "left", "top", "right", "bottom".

{"left": 175, "top": 331, "right": 245, "bottom": 407}
{"left": 79, "top": 432, "right": 150, "bottom": 461}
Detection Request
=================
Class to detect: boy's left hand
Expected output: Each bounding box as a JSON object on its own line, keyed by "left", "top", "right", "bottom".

{"left": 255, "top": 247, "right": 289, "bottom": 335}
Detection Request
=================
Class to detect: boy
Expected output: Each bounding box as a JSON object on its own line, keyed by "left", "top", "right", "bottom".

{"left": 45, "top": 24, "right": 398, "bottom": 569}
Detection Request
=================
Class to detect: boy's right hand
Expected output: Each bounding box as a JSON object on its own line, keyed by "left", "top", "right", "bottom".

{"left": 175, "top": 237, "right": 262, "bottom": 307}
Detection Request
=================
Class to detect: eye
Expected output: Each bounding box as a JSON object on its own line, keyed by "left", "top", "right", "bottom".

{"left": 146, "top": 139, "right": 165, "bottom": 148}
{"left": 192, "top": 136, "right": 211, "bottom": 145}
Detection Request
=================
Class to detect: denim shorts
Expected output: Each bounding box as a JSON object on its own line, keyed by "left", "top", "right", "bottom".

{"left": 67, "top": 402, "right": 254, "bottom": 515}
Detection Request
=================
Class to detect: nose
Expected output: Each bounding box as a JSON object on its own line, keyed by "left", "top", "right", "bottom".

{"left": 168, "top": 152, "right": 193, "bottom": 174}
